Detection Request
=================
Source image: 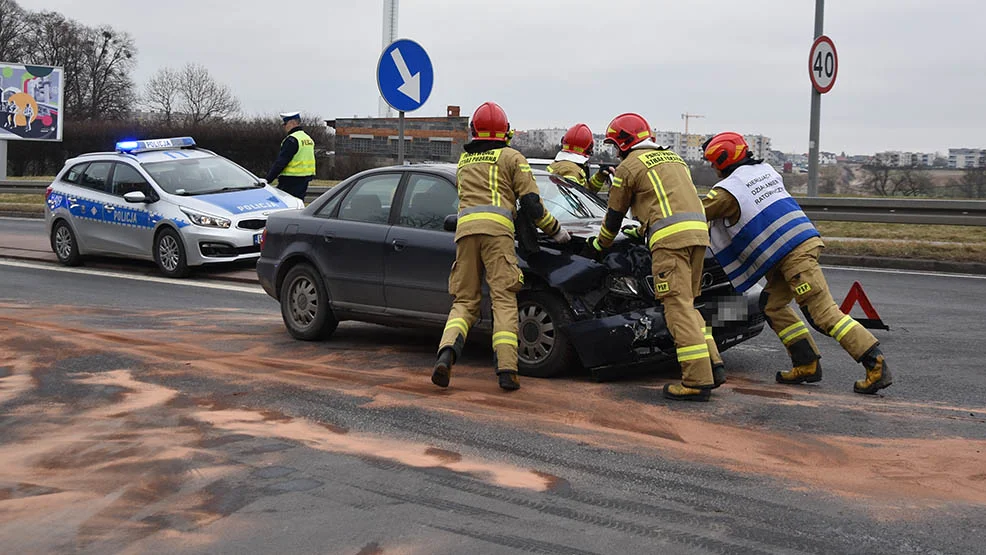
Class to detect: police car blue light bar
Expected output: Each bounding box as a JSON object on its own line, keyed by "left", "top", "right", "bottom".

{"left": 116, "top": 137, "right": 196, "bottom": 153}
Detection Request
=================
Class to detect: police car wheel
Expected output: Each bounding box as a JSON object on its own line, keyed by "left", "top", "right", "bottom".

{"left": 154, "top": 228, "right": 190, "bottom": 278}
{"left": 280, "top": 263, "right": 338, "bottom": 341}
{"left": 517, "top": 291, "right": 579, "bottom": 378}
{"left": 51, "top": 220, "right": 82, "bottom": 266}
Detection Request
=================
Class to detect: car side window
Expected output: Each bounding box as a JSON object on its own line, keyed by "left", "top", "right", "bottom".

{"left": 313, "top": 188, "right": 345, "bottom": 218}
{"left": 398, "top": 174, "right": 458, "bottom": 231}
{"left": 111, "top": 164, "right": 153, "bottom": 197}
{"left": 63, "top": 163, "right": 89, "bottom": 184}
{"left": 337, "top": 174, "right": 401, "bottom": 224}
{"left": 78, "top": 162, "right": 114, "bottom": 193}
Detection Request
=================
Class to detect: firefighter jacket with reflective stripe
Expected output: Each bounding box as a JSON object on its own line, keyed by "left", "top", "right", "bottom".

{"left": 280, "top": 130, "right": 316, "bottom": 176}
{"left": 599, "top": 145, "right": 709, "bottom": 251}
{"left": 547, "top": 159, "right": 609, "bottom": 193}
{"left": 708, "top": 163, "right": 822, "bottom": 292}
{"left": 454, "top": 146, "right": 560, "bottom": 242}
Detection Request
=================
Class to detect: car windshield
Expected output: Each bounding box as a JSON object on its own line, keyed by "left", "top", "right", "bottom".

{"left": 142, "top": 156, "right": 260, "bottom": 196}
{"left": 534, "top": 173, "right": 608, "bottom": 223}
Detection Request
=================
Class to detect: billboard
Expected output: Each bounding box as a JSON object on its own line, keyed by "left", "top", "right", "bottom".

{"left": 0, "top": 63, "right": 64, "bottom": 142}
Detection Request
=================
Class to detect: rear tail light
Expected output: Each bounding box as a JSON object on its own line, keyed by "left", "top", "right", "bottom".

{"left": 259, "top": 228, "right": 267, "bottom": 251}
{"left": 45, "top": 186, "right": 53, "bottom": 201}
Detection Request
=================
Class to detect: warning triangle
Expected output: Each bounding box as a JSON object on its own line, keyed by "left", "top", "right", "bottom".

{"left": 839, "top": 281, "right": 889, "bottom": 330}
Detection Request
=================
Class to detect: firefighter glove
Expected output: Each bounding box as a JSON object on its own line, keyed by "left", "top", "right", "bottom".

{"left": 621, "top": 225, "right": 644, "bottom": 243}
{"left": 579, "top": 236, "right": 605, "bottom": 261}
{"left": 551, "top": 228, "right": 572, "bottom": 244}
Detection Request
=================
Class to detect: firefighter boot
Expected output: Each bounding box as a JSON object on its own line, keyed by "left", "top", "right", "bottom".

{"left": 711, "top": 364, "right": 726, "bottom": 388}
{"left": 497, "top": 370, "right": 521, "bottom": 391}
{"left": 854, "top": 347, "right": 893, "bottom": 395}
{"left": 776, "top": 338, "right": 823, "bottom": 385}
{"left": 662, "top": 383, "right": 711, "bottom": 402}
{"left": 431, "top": 348, "right": 455, "bottom": 388}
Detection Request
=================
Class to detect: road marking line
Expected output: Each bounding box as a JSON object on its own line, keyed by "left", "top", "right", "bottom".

{"left": 822, "top": 265, "right": 986, "bottom": 280}
{"left": 0, "top": 258, "right": 266, "bottom": 295}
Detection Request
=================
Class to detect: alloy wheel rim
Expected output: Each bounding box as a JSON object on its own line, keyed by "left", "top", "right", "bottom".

{"left": 159, "top": 235, "right": 180, "bottom": 271}
{"left": 289, "top": 276, "right": 318, "bottom": 327}
{"left": 55, "top": 226, "right": 73, "bottom": 260}
{"left": 518, "top": 303, "right": 555, "bottom": 365}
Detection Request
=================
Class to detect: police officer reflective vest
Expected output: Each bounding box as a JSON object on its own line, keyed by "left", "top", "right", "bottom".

{"left": 281, "top": 130, "right": 316, "bottom": 177}
{"left": 708, "top": 163, "right": 821, "bottom": 292}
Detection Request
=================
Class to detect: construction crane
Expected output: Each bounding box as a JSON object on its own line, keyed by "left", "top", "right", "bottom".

{"left": 681, "top": 113, "right": 704, "bottom": 137}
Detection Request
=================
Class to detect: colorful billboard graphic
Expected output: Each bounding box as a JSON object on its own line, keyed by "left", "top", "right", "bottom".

{"left": 0, "top": 63, "right": 64, "bottom": 142}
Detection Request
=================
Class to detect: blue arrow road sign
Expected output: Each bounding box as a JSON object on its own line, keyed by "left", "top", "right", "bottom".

{"left": 377, "top": 39, "right": 433, "bottom": 112}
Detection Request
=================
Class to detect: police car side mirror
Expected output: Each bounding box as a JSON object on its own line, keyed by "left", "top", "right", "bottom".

{"left": 443, "top": 214, "right": 458, "bottom": 232}
{"left": 123, "top": 191, "right": 148, "bottom": 203}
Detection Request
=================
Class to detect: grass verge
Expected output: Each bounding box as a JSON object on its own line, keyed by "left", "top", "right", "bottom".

{"left": 816, "top": 221, "right": 986, "bottom": 244}
{"left": 824, "top": 240, "right": 986, "bottom": 264}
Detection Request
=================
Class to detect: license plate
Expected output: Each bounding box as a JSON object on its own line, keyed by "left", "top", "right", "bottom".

{"left": 253, "top": 233, "right": 263, "bottom": 246}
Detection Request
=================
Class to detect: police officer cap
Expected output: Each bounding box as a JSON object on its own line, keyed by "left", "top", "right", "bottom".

{"left": 279, "top": 111, "right": 301, "bottom": 123}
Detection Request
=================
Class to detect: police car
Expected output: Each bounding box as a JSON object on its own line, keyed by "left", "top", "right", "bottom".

{"left": 44, "top": 137, "right": 305, "bottom": 277}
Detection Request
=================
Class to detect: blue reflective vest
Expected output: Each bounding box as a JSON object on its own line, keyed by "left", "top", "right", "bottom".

{"left": 709, "top": 164, "right": 820, "bottom": 292}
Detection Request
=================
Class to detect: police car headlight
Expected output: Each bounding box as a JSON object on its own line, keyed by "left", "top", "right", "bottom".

{"left": 181, "top": 208, "right": 231, "bottom": 229}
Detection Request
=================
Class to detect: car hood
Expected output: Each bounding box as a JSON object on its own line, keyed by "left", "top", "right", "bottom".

{"left": 560, "top": 217, "right": 637, "bottom": 238}
{"left": 175, "top": 186, "right": 303, "bottom": 217}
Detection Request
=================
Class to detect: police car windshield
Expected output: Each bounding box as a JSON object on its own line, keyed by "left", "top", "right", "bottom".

{"left": 143, "top": 156, "right": 260, "bottom": 196}
{"left": 535, "top": 174, "right": 608, "bottom": 223}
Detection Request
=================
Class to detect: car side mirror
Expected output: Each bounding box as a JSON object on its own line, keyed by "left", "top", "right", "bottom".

{"left": 123, "top": 191, "right": 148, "bottom": 203}
{"left": 443, "top": 214, "right": 458, "bottom": 232}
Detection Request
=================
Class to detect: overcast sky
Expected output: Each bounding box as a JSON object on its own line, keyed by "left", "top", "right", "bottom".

{"left": 23, "top": 0, "right": 986, "bottom": 154}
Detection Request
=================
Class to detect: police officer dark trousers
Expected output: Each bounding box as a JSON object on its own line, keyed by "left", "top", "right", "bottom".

{"left": 432, "top": 102, "right": 570, "bottom": 391}
{"left": 266, "top": 111, "right": 316, "bottom": 201}
{"left": 702, "top": 132, "right": 892, "bottom": 394}
{"left": 584, "top": 113, "right": 721, "bottom": 402}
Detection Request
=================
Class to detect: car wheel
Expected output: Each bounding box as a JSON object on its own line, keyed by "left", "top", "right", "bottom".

{"left": 154, "top": 227, "right": 190, "bottom": 278}
{"left": 50, "top": 220, "right": 82, "bottom": 266}
{"left": 517, "top": 290, "right": 579, "bottom": 378}
{"left": 280, "top": 263, "right": 338, "bottom": 341}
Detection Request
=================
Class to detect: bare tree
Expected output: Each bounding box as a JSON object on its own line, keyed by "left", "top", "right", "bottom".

{"left": 17, "top": 11, "right": 136, "bottom": 119}
{"left": 891, "top": 167, "right": 932, "bottom": 197}
{"left": 861, "top": 163, "right": 896, "bottom": 196}
{"left": 175, "top": 63, "right": 240, "bottom": 125}
{"left": 142, "top": 67, "right": 180, "bottom": 124}
{"left": 0, "top": 0, "right": 29, "bottom": 61}
{"left": 952, "top": 169, "right": 986, "bottom": 199}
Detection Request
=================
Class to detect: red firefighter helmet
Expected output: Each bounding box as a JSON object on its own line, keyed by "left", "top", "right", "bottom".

{"left": 561, "top": 123, "right": 594, "bottom": 156}
{"left": 469, "top": 101, "right": 510, "bottom": 142}
{"left": 604, "top": 113, "right": 653, "bottom": 152}
{"left": 702, "top": 132, "right": 750, "bottom": 171}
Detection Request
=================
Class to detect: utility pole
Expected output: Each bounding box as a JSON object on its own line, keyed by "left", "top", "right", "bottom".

{"left": 807, "top": 0, "right": 824, "bottom": 197}
{"left": 378, "top": 0, "right": 398, "bottom": 118}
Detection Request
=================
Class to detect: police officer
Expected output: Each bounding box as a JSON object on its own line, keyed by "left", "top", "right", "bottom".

{"left": 701, "top": 132, "right": 892, "bottom": 394}
{"left": 547, "top": 123, "right": 613, "bottom": 192}
{"left": 582, "top": 113, "right": 723, "bottom": 401}
{"left": 265, "top": 111, "right": 316, "bottom": 201}
{"left": 432, "top": 102, "right": 571, "bottom": 391}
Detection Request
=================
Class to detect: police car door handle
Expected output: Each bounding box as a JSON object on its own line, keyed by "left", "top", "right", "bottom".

{"left": 104, "top": 205, "right": 115, "bottom": 211}
{"left": 391, "top": 239, "right": 407, "bottom": 252}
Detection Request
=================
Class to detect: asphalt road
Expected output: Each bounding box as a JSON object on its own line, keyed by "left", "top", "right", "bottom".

{"left": 2, "top": 255, "right": 986, "bottom": 554}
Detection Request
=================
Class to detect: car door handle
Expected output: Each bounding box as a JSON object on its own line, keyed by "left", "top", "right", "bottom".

{"left": 104, "top": 205, "right": 115, "bottom": 211}
{"left": 392, "top": 239, "right": 407, "bottom": 252}
{"left": 322, "top": 233, "right": 334, "bottom": 243}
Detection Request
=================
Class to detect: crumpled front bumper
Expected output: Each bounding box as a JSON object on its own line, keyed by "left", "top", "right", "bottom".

{"left": 563, "top": 285, "right": 765, "bottom": 370}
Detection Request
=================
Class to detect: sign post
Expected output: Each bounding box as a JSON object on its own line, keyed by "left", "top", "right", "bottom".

{"left": 806, "top": 0, "right": 837, "bottom": 197}
{"left": 376, "top": 39, "right": 434, "bottom": 165}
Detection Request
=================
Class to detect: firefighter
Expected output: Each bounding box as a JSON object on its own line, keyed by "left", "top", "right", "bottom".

{"left": 581, "top": 113, "right": 723, "bottom": 401}
{"left": 265, "top": 111, "right": 316, "bottom": 201}
{"left": 701, "top": 132, "right": 892, "bottom": 394}
{"left": 547, "top": 123, "right": 613, "bottom": 192}
{"left": 432, "top": 102, "right": 571, "bottom": 391}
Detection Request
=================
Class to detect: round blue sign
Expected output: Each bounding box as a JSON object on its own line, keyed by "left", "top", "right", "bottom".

{"left": 376, "top": 39, "right": 434, "bottom": 113}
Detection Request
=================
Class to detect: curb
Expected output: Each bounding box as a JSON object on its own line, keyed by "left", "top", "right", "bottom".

{"left": 820, "top": 254, "right": 986, "bottom": 275}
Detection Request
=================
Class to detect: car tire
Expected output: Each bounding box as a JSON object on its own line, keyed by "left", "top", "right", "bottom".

{"left": 280, "top": 263, "right": 338, "bottom": 341}
{"left": 154, "top": 227, "right": 190, "bottom": 278}
{"left": 517, "top": 290, "right": 579, "bottom": 378}
{"left": 50, "top": 220, "right": 82, "bottom": 266}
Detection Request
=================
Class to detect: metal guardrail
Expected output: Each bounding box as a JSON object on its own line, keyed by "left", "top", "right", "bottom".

{"left": 3, "top": 180, "right": 986, "bottom": 225}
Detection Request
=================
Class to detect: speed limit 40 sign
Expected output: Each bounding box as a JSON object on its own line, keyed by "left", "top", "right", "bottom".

{"left": 809, "top": 35, "right": 838, "bottom": 93}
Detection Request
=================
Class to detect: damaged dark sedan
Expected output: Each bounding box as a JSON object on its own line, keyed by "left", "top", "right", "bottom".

{"left": 256, "top": 165, "right": 765, "bottom": 379}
